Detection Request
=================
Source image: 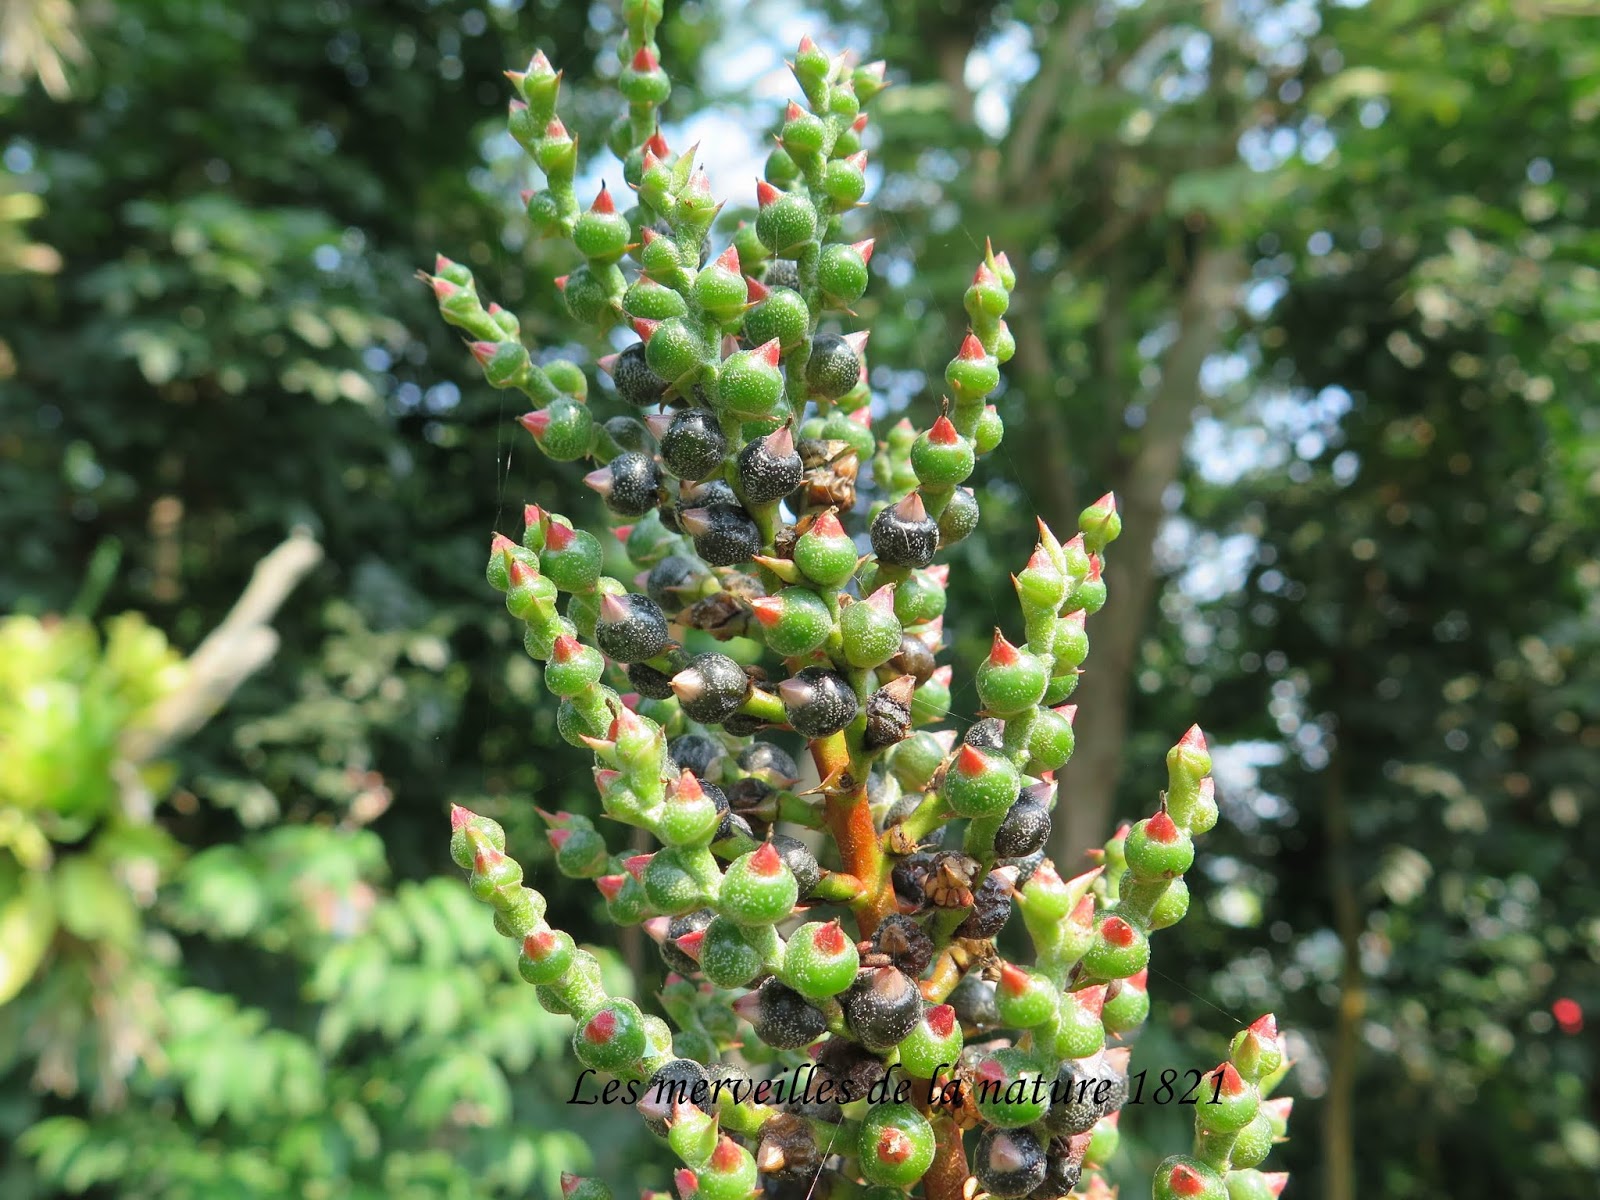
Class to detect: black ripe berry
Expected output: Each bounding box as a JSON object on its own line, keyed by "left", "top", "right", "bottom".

{"left": 679, "top": 477, "right": 740, "bottom": 511}
{"left": 585, "top": 451, "right": 662, "bottom": 517}
{"left": 964, "top": 718, "right": 1006, "bottom": 752}
{"left": 778, "top": 667, "right": 859, "bottom": 738}
{"left": 955, "top": 869, "right": 1014, "bottom": 939}
{"left": 612, "top": 341, "right": 669, "bottom": 408}
{"left": 604, "top": 414, "right": 653, "bottom": 453}
{"left": 888, "top": 633, "right": 936, "bottom": 685}
{"left": 738, "top": 741, "right": 799, "bottom": 783}
{"left": 871, "top": 914, "right": 934, "bottom": 976}
{"left": 805, "top": 332, "right": 866, "bottom": 401}
{"left": 769, "top": 832, "right": 821, "bottom": 900}
{"left": 816, "top": 1036, "right": 889, "bottom": 1103}
{"left": 994, "top": 794, "right": 1051, "bottom": 860}
{"left": 640, "top": 1058, "right": 710, "bottom": 1136}
{"left": 841, "top": 966, "right": 922, "bottom": 1051}
{"left": 946, "top": 971, "right": 999, "bottom": 1027}
{"left": 762, "top": 258, "right": 801, "bottom": 292}
{"left": 657, "top": 408, "right": 727, "bottom": 480}
{"left": 680, "top": 504, "right": 761, "bottom": 566}
{"left": 671, "top": 652, "right": 751, "bottom": 724}
{"left": 659, "top": 907, "right": 715, "bottom": 974}
{"left": 737, "top": 425, "right": 804, "bottom": 504}
{"left": 595, "top": 592, "right": 669, "bottom": 662}
{"left": 668, "top": 733, "right": 723, "bottom": 778}
{"left": 627, "top": 661, "right": 677, "bottom": 699}
{"left": 743, "top": 978, "right": 827, "bottom": 1049}
{"left": 1041, "top": 1058, "right": 1119, "bottom": 1136}
{"left": 871, "top": 491, "right": 939, "bottom": 569}
{"left": 975, "top": 1127, "right": 1047, "bottom": 1199}
{"left": 645, "top": 554, "right": 710, "bottom": 612}
{"left": 721, "top": 712, "right": 769, "bottom": 739}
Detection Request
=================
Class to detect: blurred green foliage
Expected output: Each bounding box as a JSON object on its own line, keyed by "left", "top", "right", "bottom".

{"left": 1, "top": 0, "right": 1596, "bottom": 1198}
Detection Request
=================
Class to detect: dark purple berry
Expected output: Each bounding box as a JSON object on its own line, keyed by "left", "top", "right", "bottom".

{"left": 762, "top": 258, "right": 801, "bottom": 291}
{"left": 841, "top": 966, "right": 922, "bottom": 1051}
{"left": 937, "top": 486, "right": 980, "bottom": 547}
{"left": 1041, "top": 1058, "right": 1120, "bottom": 1136}
{"left": 646, "top": 554, "right": 711, "bottom": 612}
{"left": 679, "top": 477, "right": 739, "bottom": 511}
{"left": 975, "top": 1127, "right": 1047, "bottom": 1199}
{"left": 627, "top": 661, "right": 677, "bottom": 699}
{"left": 604, "top": 413, "right": 653, "bottom": 452}
{"left": 871, "top": 914, "right": 934, "bottom": 975}
{"left": 595, "top": 592, "right": 670, "bottom": 662}
{"left": 721, "top": 711, "right": 769, "bottom": 739}
{"left": 612, "top": 341, "right": 669, "bottom": 407}
{"left": 816, "top": 1036, "right": 889, "bottom": 1104}
{"left": 668, "top": 734, "right": 724, "bottom": 777}
{"left": 888, "top": 633, "right": 936, "bottom": 684}
{"left": 742, "top": 978, "right": 827, "bottom": 1049}
{"left": 671, "top": 652, "right": 751, "bottom": 724}
{"left": 640, "top": 1058, "right": 711, "bottom": 1136}
{"left": 1038, "top": 1141, "right": 1083, "bottom": 1198}
{"left": 964, "top": 718, "right": 1006, "bottom": 752}
{"left": 994, "top": 794, "right": 1051, "bottom": 860}
{"left": 769, "top": 832, "right": 820, "bottom": 900}
{"left": 778, "top": 667, "right": 859, "bottom": 738}
{"left": 587, "top": 451, "right": 662, "bottom": 517}
{"left": 738, "top": 741, "right": 799, "bottom": 783}
{"left": 871, "top": 492, "right": 938, "bottom": 569}
{"left": 737, "top": 425, "right": 804, "bottom": 504}
{"left": 659, "top": 907, "right": 715, "bottom": 974}
{"left": 955, "top": 870, "right": 1013, "bottom": 939}
{"left": 805, "top": 332, "right": 865, "bottom": 401}
{"left": 658, "top": 407, "right": 727, "bottom": 480}
{"left": 946, "top": 972, "right": 999, "bottom": 1027}
{"left": 681, "top": 504, "right": 761, "bottom": 566}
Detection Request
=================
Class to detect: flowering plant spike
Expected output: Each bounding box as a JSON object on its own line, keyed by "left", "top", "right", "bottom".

{"left": 427, "top": 7, "right": 1291, "bottom": 1197}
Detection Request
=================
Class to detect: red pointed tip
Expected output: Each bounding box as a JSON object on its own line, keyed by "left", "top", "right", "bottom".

{"left": 798, "top": 34, "right": 820, "bottom": 54}
{"left": 593, "top": 768, "right": 622, "bottom": 794}
{"left": 674, "top": 1168, "right": 698, "bottom": 1199}
{"left": 876, "top": 1127, "right": 914, "bottom": 1165}
{"left": 645, "top": 129, "right": 670, "bottom": 158}
{"left": 1026, "top": 544, "right": 1053, "bottom": 573}
{"left": 518, "top": 410, "right": 552, "bottom": 438}
{"left": 1128, "top": 968, "right": 1149, "bottom": 990}
{"left": 893, "top": 491, "right": 927, "bottom": 522}
{"left": 469, "top": 340, "right": 499, "bottom": 366}
{"left": 928, "top": 414, "right": 960, "bottom": 445}
{"left": 583, "top": 1008, "right": 620, "bottom": 1045}
{"left": 926, "top": 564, "right": 950, "bottom": 586}
{"left": 523, "top": 929, "right": 559, "bottom": 961}
{"left": 1101, "top": 915, "right": 1136, "bottom": 947}
{"left": 811, "top": 509, "right": 847, "bottom": 539}
{"left": 713, "top": 244, "right": 740, "bottom": 274}
{"left": 1263, "top": 1174, "right": 1290, "bottom": 1199}
{"left": 506, "top": 559, "right": 539, "bottom": 590}
{"left": 957, "top": 331, "right": 986, "bottom": 360}
{"left": 642, "top": 916, "right": 672, "bottom": 946}
{"left": 955, "top": 744, "right": 988, "bottom": 777}
{"left": 1146, "top": 810, "right": 1181, "bottom": 844}
{"left": 845, "top": 150, "right": 868, "bottom": 170}
{"left": 1215, "top": 1061, "right": 1246, "bottom": 1095}
{"left": 583, "top": 466, "right": 613, "bottom": 496}
{"left": 1180, "top": 724, "right": 1208, "bottom": 753}
{"left": 749, "top": 596, "right": 784, "bottom": 628}
{"left": 842, "top": 330, "right": 870, "bottom": 356}
{"left": 449, "top": 804, "right": 475, "bottom": 831}
{"left": 560, "top": 1172, "right": 581, "bottom": 1197}
{"left": 1093, "top": 490, "right": 1118, "bottom": 512}
{"left": 975, "top": 1057, "right": 1007, "bottom": 1085}
{"left": 490, "top": 533, "right": 518, "bottom": 558}
{"left": 749, "top": 840, "right": 785, "bottom": 877}
{"left": 931, "top": 664, "right": 953, "bottom": 686}
{"left": 624, "top": 853, "right": 653, "bottom": 882}
{"left": 672, "top": 930, "right": 705, "bottom": 961}
{"left": 988, "top": 628, "right": 1021, "bottom": 665}
{"left": 544, "top": 520, "right": 576, "bottom": 551}
{"left": 849, "top": 403, "right": 872, "bottom": 427}
{"left": 595, "top": 874, "right": 627, "bottom": 902}
{"left": 852, "top": 112, "right": 869, "bottom": 132}
{"left": 612, "top": 524, "right": 636, "bottom": 545}
{"left": 1085, "top": 556, "right": 1103, "bottom": 582}
{"left": 1167, "top": 1165, "right": 1208, "bottom": 1198}
{"left": 1249, "top": 1012, "right": 1279, "bottom": 1039}
{"left": 553, "top": 274, "right": 570, "bottom": 293}
{"left": 545, "top": 117, "right": 569, "bottom": 141}
{"left": 753, "top": 337, "right": 782, "bottom": 368}
{"left": 998, "top": 962, "right": 1031, "bottom": 997}
{"left": 631, "top": 45, "right": 659, "bottom": 72}
{"left": 926, "top": 1004, "right": 957, "bottom": 1038}
{"left": 850, "top": 238, "right": 876, "bottom": 264}
{"left": 1075, "top": 984, "right": 1108, "bottom": 1017}
{"left": 710, "top": 1136, "right": 743, "bottom": 1173}
{"left": 670, "top": 769, "right": 706, "bottom": 803}
{"left": 756, "top": 180, "right": 782, "bottom": 207}
{"left": 973, "top": 262, "right": 1000, "bottom": 287}
{"left": 551, "top": 634, "right": 584, "bottom": 663}
{"left": 591, "top": 185, "right": 616, "bottom": 214}
{"left": 785, "top": 100, "right": 805, "bottom": 121}
{"left": 428, "top": 276, "right": 459, "bottom": 302}
{"left": 1054, "top": 704, "right": 1079, "bottom": 728}
{"left": 547, "top": 827, "right": 572, "bottom": 851}
{"left": 814, "top": 920, "right": 849, "bottom": 955}
{"left": 1069, "top": 894, "right": 1096, "bottom": 925}
{"left": 632, "top": 317, "right": 659, "bottom": 342}
{"left": 745, "top": 275, "right": 771, "bottom": 302}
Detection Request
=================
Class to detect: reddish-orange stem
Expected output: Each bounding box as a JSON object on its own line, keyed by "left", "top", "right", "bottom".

{"left": 810, "top": 731, "right": 893, "bottom": 936}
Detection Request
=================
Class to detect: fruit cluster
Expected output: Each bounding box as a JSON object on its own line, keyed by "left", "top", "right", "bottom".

{"left": 427, "top": 4, "right": 1292, "bottom": 1197}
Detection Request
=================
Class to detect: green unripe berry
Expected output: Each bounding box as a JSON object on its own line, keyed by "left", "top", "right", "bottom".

{"left": 888, "top": 729, "right": 953, "bottom": 792}
{"left": 643, "top": 846, "right": 713, "bottom": 915}
{"left": 946, "top": 336, "right": 1000, "bottom": 398}
{"left": 910, "top": 666, "right": 952, "bottom": 726}
{"left": 743, "top": 285, "right": 811, "bottom": 351}
{"left": 782, "top": 920, "right": 860, "bottom": 1000}
{"left": 942, "top": 744, "right": 1021, "bottom": 819}
{"left": 516, "top": 928, "right": 575, "bottom": 986}
{"left": 718, "top": 842, "right": 798, "bottom": 926}
{"left": 792, "top": 510, "right": 859, "bottom": 588}
{"left": 1196, "top": 1063, "right": 1260, "bottom": 1134}
{"left": 550, "top": 823, "right": 609, "bottom": 878}
{"left": 573, "top": 190, "right": 632, "bottom": 263}
{"left": 543, "top": 635, "right": 605, "bottom": 696}
{"left": 573, "top": 999, "right": 648, "bottom": 1072}
{"left": 698, "top": 915, "right": 764, "bottom": 988}
{"left": 818, "top": 240, "right": 871, "bottom": 305}
{"left": 618, "top": 46, "right": 671, "bottom": 104}
{"left": 972, "top": 1048, "right": 1050, "bottom": 1129}
{"left": 523, "top": 395, "right": 594, "bottom": 462}
{"left": 1053, "top": 612, "right": 1089, "bottom": 670}
{"left": 910, "top": 415, "right": 975, "bottom": 487}
{"left": 779, "top": 102, "right": 827, "bottom": 157}
{"left": 764, "top": 145, "right": 800, "bottom": 187}
{"left": 538, "top": 524, "right": 603, "bottom": 594}
{"left": 857, "top": 1103, "right": 935, "bottom": 1188}
{"left": 1154, "top": 1157, "right": 1228, "bottom": 1200}
{"left": 1054, "top": 986, "right": 1108, "bottom": 1059}
{"left": 1226, "top": 1113, "right": 1276, "bottom": 1170}
{"left": 897, "top": 1002, "right": 963, "bottom": 1079}
{"left": 450, "top": 810, "right": 505, "bottom": 871}
{"left": 840, "top": 585, "right": 903, "bottom": 669}
{"left": 529, "top": 617, "right": 581, "bottom": 666}
{"left": 543, "top": 359, "right": 587, "bottom": 399}
{"left": 994, "top": 964, "right": 1057, "bottom": 1028}
{"left": 821, "top": 155, "right": 867, "bottom": 209}
{"left": 750, "top": 586, "right": 832, "bottom": 657}
{"left": 936, "top": 486, "right": 980, "bottom": 547}
{"left": 1124, "top": 811, "right": 1196, "bottom": 881}
{"left": 1226, "top": 1169, "right": 1287, "bottom": 1200}
{"left": 692, "top": 248, "right": 750, "bottom": 324}
{"left": 975, "top": 631, "right": 1049, "bottom": 716}
{"left": 974, "top": 404, "right": 1005, "bottom": 454}
{"left": 755, "top": 185, "right": 819, "bottom": 256}
{"left": 1102, "top": 972, "right": 1150, "bottom": 1036}
{"left": 966, "top": 263, "right": 1010, "bottom": 320}
{"left": 657, "top": 772, "right": 722, "bottom": 847}
{"left": 1026, "top": 704, "right": 1077, "bottom": 772}
{"left": 643, "top": 317, "right": 704, "bottom": 387}
{"left": 1080, "top": 914, "right": 1151, "bottom": 981}
{"left": 562, "top": 265, "right": 616, "bottom": 326}
{"left": 894, "top": 569, "right": 947, "bottom": 625}
{"left": 715, "top": 340, "right": 784, "bottom": 417}
{"left": 819, "top": 408, "right": 876, "bottom": 460}
{"left": 623, "top": 277, "right": 688, "bottom": 320}
{"left": 486, "top": 537, "right": 536, "bottom": 592}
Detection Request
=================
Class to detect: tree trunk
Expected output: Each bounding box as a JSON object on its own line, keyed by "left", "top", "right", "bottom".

{"left": 1050, "top": 243, "right": 1242, "bottom": 869}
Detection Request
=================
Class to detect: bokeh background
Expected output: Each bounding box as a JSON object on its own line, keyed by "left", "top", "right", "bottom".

{"left": 2, "top": 0, "right": 1597, "bottom": 1196}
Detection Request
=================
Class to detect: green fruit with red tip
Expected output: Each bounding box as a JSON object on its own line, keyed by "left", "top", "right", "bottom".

{"left": 522, "top": 395, "right": 594, "bottom": 461}
{"left": 819, "top": 408, "right": 877, "bottom": 460}
{"left": 549, "top": 822, "right": 608, "bottom": 878}
{"left": 544, "top": 635, "right": 605, "bottom": 696}
{"left": 782, "top": 920, "right": 860, "bottom": 999}
{"left": 529, "top": 617, "right": 581, "bottom": 667}
{"left": 818, "top": 241, "right": 871, "bottom": 304}
{"left": 793, "top": 511, "right": 859, "bottom": 587}
{"left": 450, "top": 810, "right": 504, "bottom": 872}
{"left": 755, "top": 184, "right": 819, "bottom": 255}
{"left": 573, "top": 190, "right": 631, "bottom": 262}
{"left": 994, "top": 963, "right": 1057, "bottom": 1028}
{"left": 561, "top": 265, "right": 615, "bottom": 325}
{"left": 897, "top": 1001, "right": 964, "bottom": 1078}
{"left": 1053, "top": 612, "right": 1089, "bottom": 670}
{"left": 1226, "top": 1113, "right": 1275, "bottom": 1169}
{"left": 857, "top": 1102, "right": 935, "bottom": 1188}
{"left": 1102, "top": 972, "right": 1150, "bottom": 1035}
{"left": 1080, "top": 913, "right": 1151, "bottom": 981}
{"left": 1226, "top": 1170, "right": 1289, "bottom": 1200}
{"left": 1196, "top": 1062, "right": 1260, "bottom": 1133}
{"left": 691, "top": 1136, "right": 759, "bottom": 1200}
{"left": 975, "top": 630, "right": 1049, "bottom": 716}
{"left": 742, "top": 285, "right": 810, "bottom": 351}
{"left": 643, "top": 317, "right": 703, "bottom": 387}
{"left": 693, "top": 249, "right": 748, "bottom": 324}
{"left": 717, "top": 340, "right": 784, "bottom": 417}
{"left": 821, "top": 154, "right": 867, "bottom": 209}
{"left": 540, "top": 523, "right": 604, "bottom": 593}
{"left": 910, "top": 666, "right": 951, "bottom": 726}
{"left": 966, "top": 263, "right": 1010, "bottom": 320}
{"left": 936, "top": 486, "right": 980, "bottom": 547}
{"left": 618, "top": 46, "right": 670, "bottom": 104}
{"left": 972, "top": 1047, "right": 1050, "bottom": 1128}
{"left": 657, "top": 772, "right": 723, "bottom": 847}
{"left": 1124, "top": 810, "right": 1196, "bottom": 881}
{"left": 1026, "top": 704, "right": 1077, "bottom": 771}
{"left": 749, "top": 587, "right": 831, "bottom": 656}
{"left": 1153, "top": 1156, "right": 1228, "bottom": 1200}
{"left": 643, "top": 846, "right": 712, "bottom": 915}
{"left": 911, "top": 416, "right": 975, "bottom": 487}
{"left": 840, "top": 586, "right": 902, "bottom": 669}
{"left": 946, "top": 335, "right": 1000, "bottom": 397}
{"left": 1079, "top": 491, "right": 1122, "bottom": 553}
{"left": 941, "top": 744, "right": 1022, "bottom": 818}
{"left": 573, "top": 998, "right": 648, "bottom": 1071}
{"left": 1054, "top": 985, "right": 1108, "bottom": 1059}
{"left": 698, "top": 915, "right": 764, "bottom": 988}
{"left": 718, "top": 841, "right": 798, "bottom": 925}
{"left": 623, "top": 276, "right": 688, "bottom": 320}
{"left": 487, "top": 537, "right": 536, "bottom": 592}
{"left": 504, "top": 561, "right": 557, "bottom": 620}
{"left": 888, "top": 729, "right": 952, "bottom": 792}
{"left": 893, "top": 569, "right": 946, "bottom": 625}
{"left": 1086, "top": 1111, "right": 1122, "bottom": 1166}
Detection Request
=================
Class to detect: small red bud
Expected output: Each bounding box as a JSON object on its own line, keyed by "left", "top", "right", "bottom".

{"left": 674, "top": 1168, "right": 699, "bottom": 1198}
{"left": 553, "top": 274, "right": 569, "bottom": 292}
{"left": 518, "top": 410, "right": 552, "bottom": 438}
{"left": 673, "top": 929, "right": 706, "bottom": 962}
{"left": 752, "top": 337, "right": 782, "bottom": 368}
{"left": 632, "top": 317, "right": 659, "bottom": 342}
{"left": 756, "top": 179, "right": 781, "bottom": 207}
{"left": 814, "top": 920, "right": 849, "bottom": 954}
{"left": 449, "top": 803, "right": 474, "bottom": 831}
{"left": 624, "top": 853, "right": 653, "bottom": 882}
{"left": 749, "top": 841, "right": 785, "bottom": 877}
{"left": 710, "top": 1136, "right": 743, "bottom": 1173}
{"left": 876, "top": 1128, "right": 914, "bottom": 1165}
{"left": 1101, "top": 915, "right": 1136, "bottom": 947}
{"left": 1167, "top": 1165, "right": 1208, "bottom": 1197}
{"left": 1146, "top": 810, "right": 1181, "bottom": 844}
{"left": 926, "top": 1004, "right": 957, "bottom": 1038}
{"left": 713, "top": 244, "right": 740, "bottom": 273}
{"left": 631, "top": 46, "right": 659, "bottom": 72}
{"left": 998, "top": 962, "right": 1031, "bottom": 996}
{"left": 745, "top": 275, "right": 771, "bottom": 302}
{"left": 1073, "top": 984, "right": 1108, "bottom": 1016}
{"left": 590, "top": 185, "right": 615, "bottom": 214}
{"left": 853, "top": 237, "right": 876, "bottom": 262}
{"left": 843, "top": 329, "right": 870, "bottom": 356}
{"left": 750, "top": 596, "right": 783, "bottom": 628}
{"left": 957, "top": 332, "right": 986, "bottom": 360}
{"left": 988, "top": 629, "right": 1021, "bottom": 665}
{"left": 811, "top": 509, "right": 847, "bottom": 539}
{"left": 468, "top": 340, "right": 499, "bottom": 366}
